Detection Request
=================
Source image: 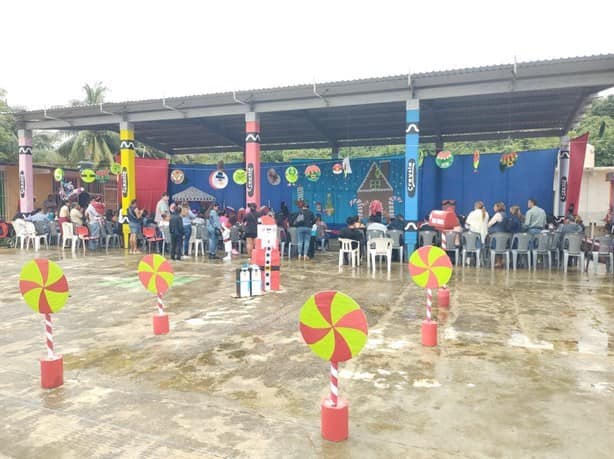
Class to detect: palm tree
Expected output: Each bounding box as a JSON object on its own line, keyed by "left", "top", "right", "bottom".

{"left": 57, "top": 83, "right": 120, "bottom": 167}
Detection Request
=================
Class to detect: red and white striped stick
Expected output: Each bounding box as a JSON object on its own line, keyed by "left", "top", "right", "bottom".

{"left": 44, "top": 313, "right": 55, "bottom": 359}
{"left": 329, "top": 361, "right": 339, "bottom": 407}
{"left": 426, "top": 288, "right": 433, "bottom": 321}
{"left": 156, "top": 294, "right": 165, "bottom": 315}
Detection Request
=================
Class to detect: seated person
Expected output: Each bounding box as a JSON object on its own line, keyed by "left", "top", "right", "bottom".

{"left": 556, "top": 216, "right": 583, "bottom": 234}
{"left": 387, "top": 214, "right": 406, "bottom": 231}
{"left": 339, "top": 216, "right": 365, "bottom": 264}
{"left": 487, "top": 202, "right": 508, "bottom": 234}
{"left": 508, "top": 206, "right": 524, "bottom": 233}
{"left": 366, "top": 212, "right": 386, "bottom": 237}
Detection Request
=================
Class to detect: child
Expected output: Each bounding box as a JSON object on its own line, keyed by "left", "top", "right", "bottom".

{"left": 222, "top": 219, "right": 232, "bottom": 261}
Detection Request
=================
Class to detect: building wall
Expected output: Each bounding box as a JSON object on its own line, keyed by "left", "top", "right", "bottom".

{"left": 1, "top": 165, "right": 54, "bottom": 219}
{"left": 579, "top": 167, "right": 614, "bottom": 227}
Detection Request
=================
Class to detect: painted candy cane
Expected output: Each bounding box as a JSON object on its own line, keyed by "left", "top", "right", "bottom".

{"left": 388, "top": 195, "right": 402, "bottom": 218}
{"left": 349, "top": 198, "right": 364, "bottom": 219}
{"left": 426, "top": 288, "right": 433, "bottom": 321}
{"left": 330, "top": 361, "right": 339, "bottom": 406}
{"left": 157, "top": 294, "right": 165, "bottom": 315}
{"left": 44, "top": 313, "right": 55, "bottom": 359}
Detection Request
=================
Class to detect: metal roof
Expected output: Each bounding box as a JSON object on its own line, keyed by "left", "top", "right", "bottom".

{"left": 14, "top": 54, "right": 614, "bottom": 154}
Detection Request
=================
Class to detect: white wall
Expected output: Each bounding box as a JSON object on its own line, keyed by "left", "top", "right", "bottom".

{"left": 579, "top": 167, "right": 614, "bottom": 227}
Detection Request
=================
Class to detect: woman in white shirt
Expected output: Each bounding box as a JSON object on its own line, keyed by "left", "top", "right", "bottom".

{"left": 465, "top": 201, "right": 489, "bottom": 243}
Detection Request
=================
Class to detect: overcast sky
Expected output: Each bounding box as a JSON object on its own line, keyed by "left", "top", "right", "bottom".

{"left": 2, "top": 0, "right": 613, "bottom": 109}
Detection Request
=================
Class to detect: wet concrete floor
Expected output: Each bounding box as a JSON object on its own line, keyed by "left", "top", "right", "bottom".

{"left": 0, "top": 246, "right": 612, "bottom": 458}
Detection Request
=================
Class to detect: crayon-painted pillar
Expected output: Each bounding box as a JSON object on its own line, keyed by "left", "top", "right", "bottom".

{"left": 245, "top": 112, "right": 261, "bottom": 207}
{"left": 404, "top": 99, "right": 420, "bottom": 254}
{"left": 18, "top": 129, "right": 34, "bottom": 214}
{"left": 556, "top": 135, "right": 570, "bottom": 217}
{"left": 120, "top": 121, "right": 136, "bottom": 248}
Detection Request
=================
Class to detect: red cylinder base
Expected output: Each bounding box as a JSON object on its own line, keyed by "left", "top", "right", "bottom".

{"left": 437, "top": 287, "right": 450, "bottom": 308}
{"left": 40, "top": 355, "right": 64, "bottom": 389}
{"left": 153, "top": 313, "right": 169, "bottom": 335}
{"left": 321, "top": 397, "right": 349, "bottom": 442}
{"left": 421, "top": 320, "right": 438, "bottom": 347}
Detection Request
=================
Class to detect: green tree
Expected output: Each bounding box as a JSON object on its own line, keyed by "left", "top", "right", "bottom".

{"left": 57, "top": 83, "right": 120, "bottom": 166}
{"left": 571, "top": 95, "right": 614, "bottom": 166}
{"left": 0, "top": 88, "right": 17, "bottom": 162}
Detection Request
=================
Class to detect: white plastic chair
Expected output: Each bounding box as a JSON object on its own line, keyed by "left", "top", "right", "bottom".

{"left": 367, "top": 237, "right": 392, "bottom": 272}
{"left": 387, "top": 229, "right": 404, "bottom": 262}
{"left": 562, "top": 233, "right": 584, "bottom": 272}
{"left": 338, "top": 238, "right": 360, "bottom": 267}
{"left": 61, "top": 222, "right": 79, "bottom": 252}
{"left": 189, "top": 224, "right": 205, "bottom": 257}
{"left": 12, "top": 219, "right": 30, "bottom": 249}
{"left": 588, "top": 236, "right": 613, "bottom": 274}
{"left": 25, "top": 222, "right": 48, "bottom": 251}
{"left": 287, "top": 227, "right": 299, "bottom": 260}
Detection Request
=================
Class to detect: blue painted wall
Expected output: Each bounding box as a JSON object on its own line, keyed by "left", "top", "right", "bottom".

{"left": 167, "top": 148, "right": 557, "bottom": 223}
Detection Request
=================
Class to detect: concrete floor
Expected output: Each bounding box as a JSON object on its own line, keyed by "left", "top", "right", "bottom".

{"left": 0, "top": 246, "right": 612, "bottom": 459}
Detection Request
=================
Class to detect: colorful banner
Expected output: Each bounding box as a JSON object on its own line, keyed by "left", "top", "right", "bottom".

{"left": 566, "top": 133, "right": 589, "bottom": 216}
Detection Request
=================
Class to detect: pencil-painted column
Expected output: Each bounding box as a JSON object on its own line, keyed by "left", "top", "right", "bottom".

{"left": 120, "top": 121, "right": 136, "bottom": 248}
{"left": 245, "top": 112, "right": 261, "bottom": 207}
{"left": 556, "top": 135, "right": 570, "bottom": 217}
{"left": 404, "top": 99, "right": 420, "bottom": 254}
{"left": 18, "top": 129, "right": 34, "bottom": 214}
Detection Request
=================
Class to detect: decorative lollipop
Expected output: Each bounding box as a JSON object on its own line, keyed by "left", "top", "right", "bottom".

{"left": 19, "top": 259, "right": 69, "bottom": 388}
{"left": 408, "top": 246, "right": 453, "bottom": 347}
{"left": 138, "top": 254, "right": 175, "bottom": 335}
{"left": 299, "top": 291, "right": 368, "bottom": 442}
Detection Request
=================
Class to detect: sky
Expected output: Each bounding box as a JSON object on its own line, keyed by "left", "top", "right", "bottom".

{"left": 2, "top": 0, "right": 613, "bottom": 110}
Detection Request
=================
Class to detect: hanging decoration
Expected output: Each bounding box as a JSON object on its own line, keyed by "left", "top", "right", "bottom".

{"left": 209, "top": 170, "right": 229, "bottom": 189}
{"left": 233, "top": 169, "right": 247, "bottom": 185}
{"left": 110, "top": 162, "right": 122, "bottom": 175}
{"left": 80, "top": 168, "right": 97, "bottom": 184}
{"left": 170, "top": 169, "right": 185, "bottom": 184}
{"left": 285, "top": 166, "right": 299, "bottom": 184}
{"left": 435, "top": 151, "right": 454, "bottom": 169}
{"left": 267, "top": 167, "right": 281, "bottom": 185}
{"left": 53, "top": 168, "right": 64, "bottom": 182}
{"left": 472, "top": 150, "right": 480, "bottom": 173}
{"left": 499, "top": 152, "right": 518, "bottom": 171}
{"left": 342, "top": 156, "right": 352, "bottom": 178}
{"left": 332, "top": 163, "right": 343, "bottom": 175}
{"left": 305, "top": 165, "right": 321, "bottom": 182}
{"left": 95, "top": 169, "right": 110, "bottom": 183}
{"left": 324, "top": 193, "right": 335, "bottom": 216}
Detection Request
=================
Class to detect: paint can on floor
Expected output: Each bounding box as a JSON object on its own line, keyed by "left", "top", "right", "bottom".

{"left": 40, "top": 355, "right": 64, "bottom": 389}
{"left": 421, "top": 320, "right": 437, "bottom": 346}
{"left": 321, "top": 397, "right": 349, "bottom": 442}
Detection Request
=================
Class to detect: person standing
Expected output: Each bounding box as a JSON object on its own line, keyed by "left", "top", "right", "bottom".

{"left": 127, "top": 199, "right": 142, "bottom": 254}
{"left": 523, "top": 198, "right": 547, "bottom": 235}
{"left": 181, "top": 204, "right": 195, "bottom": 257}
{"left": 85, "top": 197, "right": 103, "bottom": 250}
{"left": 169, "top": 206, "right": 184, "bottom": 261}
{"left": 58, "top": 200, "right": 70, "bottom": 235}
{"left": 244, "top": 203, "right": 259, "bottom": 258}
{"left": 154, "top": 192, "right": 170, "bottom": 224}
{"left": 294, "top": 203, "right": 314, "bottom": 260}
{"left": 207, "top": 202, "right": 222, "bottom": 259}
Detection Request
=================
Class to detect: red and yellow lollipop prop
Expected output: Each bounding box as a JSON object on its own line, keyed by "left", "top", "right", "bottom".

{"left": 19, "top": 259, "right": 69, "bottom": 388}
{"left": 138, "top": 254, "right": 174, "bottom": 335}
{"left": 299, "top": 291, "right": 368, "bottom": 442}
{"left": 408, "top": 246, "right": 453, "bottom": 347}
